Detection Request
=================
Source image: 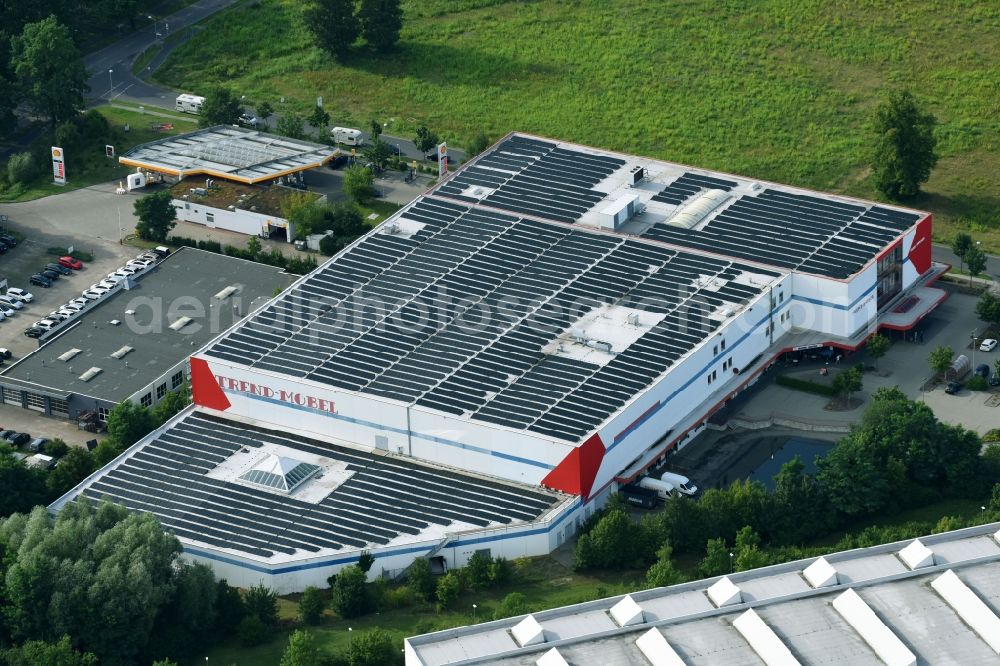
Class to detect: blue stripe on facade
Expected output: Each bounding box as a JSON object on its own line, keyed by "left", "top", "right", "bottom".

{"left": 222, "top": 390, "right": 554, "bottom": 470}
{"left": 182, "top": 499, "right": 584, "bottom": 575}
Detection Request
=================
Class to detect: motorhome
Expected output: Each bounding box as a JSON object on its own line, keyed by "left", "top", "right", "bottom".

{"left": 175, "top": 94, "right": 205, "bottom": 114}
{"left": 331, "top": 127, "right": 364, "bottom": 146}
{"left": 659, "top": 471, "right": 698, "bottom": 496}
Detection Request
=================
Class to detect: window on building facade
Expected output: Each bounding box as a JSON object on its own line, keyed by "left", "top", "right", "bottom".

{"left": 140, "top": 393, "right": 152, "bottom": 408}
{"left": 156, "top": 383, "right": 167, "bottom": 400}
{"left": 172, "top": 370, "right": 184, "bottom": 389}
{"left": 98, "top": 407, "right": 111, "bottom": 423}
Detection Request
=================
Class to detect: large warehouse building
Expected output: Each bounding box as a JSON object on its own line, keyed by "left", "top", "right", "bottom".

{"left": 55, "top": 133, "right": 945, "bottom": 591}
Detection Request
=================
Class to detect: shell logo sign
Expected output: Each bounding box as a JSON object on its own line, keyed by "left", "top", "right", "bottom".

{"left": 51, "top": 146, "right": 66, "bottom": 185}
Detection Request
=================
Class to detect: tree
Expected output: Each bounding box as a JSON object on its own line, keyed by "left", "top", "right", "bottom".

{"left": 257, "top": 101, "right": 274, "bottom": 128}
{"left": 358, "top": 550, "right": 375, "bottom": 573}
{"left": 951, "top": 233, "right": 973, "bottom": 273}
{"left": 698, "top": 538, "right": 731, "bottom": 578}
{"left": 6, "top": 152, "right": 37, "bottom": 186}
{"left": 11, "top": 16, "right": 88, "bottom": 129}
{"left": 976, "top": 291, "right": 1000, "bottom": 329}
{"left": 332, "top": 564, "right": 372, "bottom": 618}
{"left": 493, "top": 592, "right": 528, "bottom": 619}
{"left": 467, "top": 133, "right": 491, "bottom": 156}
{"left": 645, "top": 544, "right": 685, "bottom": 587}
{"left": 309, "top": 105, "right": 330, "bottom": 133}
{"left": 306, "top": 0, "right": 360, "bottom": 60}
{"left": 199, "top": 87, "right": 243, "bottom": 127}
{"left": 363, "top": 138, "right": 391, "bottom": 170}
{"left": 413, "top": 125, "right": 440, "bottom": 155}
{"left": 343, "top": 165, "right": 375, "bottom": 203}
{"left": 965, "top": 245, "right": 986, "bottom": 285}
{"left": 733, "top": 526, "right": 769, "bottom": 571}
{"left": 245, "top": 235, "right": 263, "bottom": 260}
{"left": 370, "top": 119, "right": 383, "bottom": 139}
{"left": 832, "top": 365, "right": 862, "bottom": 404}
{"left": 866, "top": 333, "right": 890, "bottom": 370}
{"left": 406, "top": 557, "right": 436, "bottom": 601}
{"left": 107, "top": 399, "right": 157, "bottom": 449}
{"left": 871, "top": 89, "right": 938, "bottom": 199}
{"left": 435, "top": 571, "right": 462, "bottom": 611}
{"left": 572, "top": 507, "right": 645, "bottom": 570}
{"left": 465, "top": 550, "right": 493, "bottom": 590}
{"left": 358, "top": 0, "right": 403, "bottom": 53}
{"left": 347, "top": 628, "right": 395, "bottom": 666}
{"left": 2, "top": 635, "right": 97, "bottom": 666}
{"left": 489, "top": 556, "right": 512, "bottom": 587}
{"left": 299, "top": 586, "right": 325, "bottom": 625}
{"left": 0, "top": 74, "right": 16, "bottom": 139}
{"left": 929, "top": 345, "right": 954, "bottom": 379}
{"left": 46, "top": 447, "right": 96, "bottom": 496}
{"left": 147, "top": 563, "right": 218, "bottom": 661}
{"left": 281, "top": 630, "right": 325, "bottom": 666}
{"left": 244, "top": 583, "right": 279, "bottom": 626}
{"left": 0, "top": 444, "right": 49, "bottom": 517}
{"left": 276, "top": 113, "right": 307, "bottom": 140}
{"left": 214, "top": 579, "right": 246, "bottom": 634}
{"left": 816, "top": 436, "right": 891, "bottom": 518}
{"left": 133, "top": 191, "right": 177, "bottom": 242}
{"left": 151, "top": 384, "right": 191, "bottom": 426}
{"left": 45, "top": 438, "right": 69, "bottom": 457}
{"left": 771, "top": 456, "right": 826, "bottom": 544}
{"left": 237, "top": 615, "right": 268, "bottom": 647}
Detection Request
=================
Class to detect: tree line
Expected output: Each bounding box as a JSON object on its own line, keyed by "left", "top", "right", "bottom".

{"left": 574, "top": 388, "right": 998, "bottom": 581}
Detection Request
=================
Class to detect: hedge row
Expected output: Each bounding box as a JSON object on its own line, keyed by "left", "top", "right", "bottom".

{"left": 167, "top": 236, "right": 318, "bottom": 275}
{"left": 775, "top": 374, "right": 837, "bottom": 396}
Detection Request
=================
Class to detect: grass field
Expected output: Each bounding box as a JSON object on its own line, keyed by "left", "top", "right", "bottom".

{"left": 0, "top": 106, "right": 197, "bottom": 203}
{"left": 153, "top": 0, "right": 1000, "bottom": 250}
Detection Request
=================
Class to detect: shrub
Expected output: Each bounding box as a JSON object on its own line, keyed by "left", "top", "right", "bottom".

{"left": 493, "top": 592, "right": 528, "bottom": 619}
{"left": 237, "top": 614, "right": 268, "bottom": 647}
{"left": 406, "top": 557, "right": 436, "bottom": 602}
{"left": 464, "top": 551, "right": 493, "bottom": 590}
{"left": 382, "top": 585, "right": 416, "bottom": 610}
{"left": 7, "top": 152, "right": 36, "bottom": 185}
{"left": 968, "top": 375, "right": 988, "bottom": 391}
{"left": 775, "top": 374, "right": 837, "bottom": 396}
{"left": 298, "top": 586, "right": 325, "bottom": 625}
{"left": 244, "top": 583, "right": 279, "bottom": 626}
{"left": 489, "top": 556, "right": 512, "bottom": 587}
{"left": 332, "top": 565, "right": 372, "bottom": 618}
{"left": 435, "top": 571, "right": 462, "bottom": 611}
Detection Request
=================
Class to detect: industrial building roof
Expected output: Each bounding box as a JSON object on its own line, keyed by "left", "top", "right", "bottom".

{"left": 436, "top": 134, "right": 925, "bottom": 279}
{"left": 405, "top": 522, "right": 1000, "bottom": 666}
{"left": 0, "top": 248, "right": 294, "bottom": 403}
{"left": 203, "top": 195, "right": 783, "bottom": 443}
{"left": 55, "top": 408, "right": 565, "bottom": 562}
{"left": 119, "top": 125, "right": 337, "bottom": 184}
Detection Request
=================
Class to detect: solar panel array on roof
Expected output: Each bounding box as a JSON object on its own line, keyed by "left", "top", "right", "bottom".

{"left": 643, "top": 188, "right": 921, "bottom": 278}
{"left": 204, "top": 196, "right": 779, "bottom": 442}
{"left": 80, "top": 411, "right": 559, "bottom": 559}
{"left": 434, "top": 135, "right": 626, "bottom": 223}
{"left": 651, "top": 172, "right": 739, "bottom": 206}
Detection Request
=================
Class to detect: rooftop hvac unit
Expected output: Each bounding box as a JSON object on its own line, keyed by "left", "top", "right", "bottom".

{"left": 598, "top": 193, "right": 641, "bottom": 230}
{"left": 629, "top": 166, "right": 645, "bottom": 186}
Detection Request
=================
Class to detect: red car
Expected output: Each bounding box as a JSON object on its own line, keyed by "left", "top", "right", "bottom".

{"left": 58, "top": 256, "right": 83, "bottom": 270}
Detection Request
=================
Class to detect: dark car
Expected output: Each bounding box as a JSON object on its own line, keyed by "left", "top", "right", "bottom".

{"left": 0, "top": 234, "right": 17, "bottom": 247}
{"left": 328, "top": 155, "right": 349, "bottom": 170}
{"left": 0, "top": 430, "right": 14, "bottom": 441}
{"left": 40, "top": 269, "right": 60, "bottom": 281}
{"left": 29, "top": 274, "right": 51, "bottom": 288}
{"left": 7, "top": 432, "right": 30, "bottom": 446}
{"left": 991, "top": 376, "right": 1000, "bottom": 387}
{"left": 945, "top": 381, "right": 962, "bottom": 395}
{"left": 46, "top": 262, "right": 72, "bottom": 275}
{"left": 23, "top": 327, "right": 43, "bottom": 338}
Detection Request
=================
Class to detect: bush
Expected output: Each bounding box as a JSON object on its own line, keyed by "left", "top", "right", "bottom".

{"left": 332, "top": 565, "right": 372, "bottom": 618}
{"left": 244, "top": 583, "right": 279, "bottom": 626}
{"left": 7, "top": 152, "right": 37, "bottom": 185}
{"left": 382, "top": 585, "right": 416, "bottom": 610}
{"left": 489, "top": 556, "right": 512, "bottom": 587}
{"left": 237, "top": 615, "right": 268, "bottom": 647}
{"left": 968, "top": 375, "right": 988, "bottom": 391}
{"left": 465, "top": 551, "right": 493, "bottom": 590}
{"left": 435, "top": 571, "right": 462, "bottom": 611}
{"left": 298, "top": 586, "right": 325, "bottom": 625}
{"left": 346, "top": 628, "right": 397, "bottom": 666}
{"left": 46, "top": 247, "right": 94, "bottom": 262}
{"left": 406, "top": 557, "right": 436, "bottom": 602}
{"left": 775, "top": 374, "right": 837, "bottom": 396}
{"left": 493, "top": 592, "right": 528, "bottom": 620}
{"left": 43, "top": 438, "right": 69, "bottom": 457}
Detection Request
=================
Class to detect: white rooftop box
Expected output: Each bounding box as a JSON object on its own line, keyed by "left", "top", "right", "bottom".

{"left": 598, "top": 193, "right": 640, "bottom": 230}
{"left": 609, "top": 594, "right": 644, "bottom": 627}
{"left": 707, "top": 576, "right": 742, "bottom": 608}
{"left": 898, "top": 539, "right": 934, "bottom": 570}
{"left": 803, "top": 557, "right": 838, "bottom": 589}
{"left": 511, "top": 614, "right": 546, "bottom": 647}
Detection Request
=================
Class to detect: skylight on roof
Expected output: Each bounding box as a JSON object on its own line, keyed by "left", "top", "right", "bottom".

{"left": 237, "top": 454, "right": 320, "bottom": 493}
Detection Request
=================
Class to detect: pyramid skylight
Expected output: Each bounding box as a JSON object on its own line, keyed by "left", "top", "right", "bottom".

{"left": 238, "top": 454, "right": 320, "bottom": 493}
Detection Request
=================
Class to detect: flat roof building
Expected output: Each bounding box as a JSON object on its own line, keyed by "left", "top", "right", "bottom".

{"left": 0, "top": 248, "right": 294, "bottom": 422}
{"left": 405, "top": 523, "right": 1000, "bottom": 665}
{"left": 56, "top": 133, "right": 946, "bottom": 591}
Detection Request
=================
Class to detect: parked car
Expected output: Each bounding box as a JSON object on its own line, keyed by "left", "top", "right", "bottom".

{"left": 113, "top": 266, "right": 137, "bottom": 277}
{"left": 28, "top": 438, "right": 46, "bottom": 453}
{"left": 62, "top": 302, "right": 85, "bottom": 313}
{"left": 0, "top": 348, "right": 11, "bottom": 359}
{"left": 945, "top": 381, "right": 963, "bottom": 395}
{"left": 0, "top": 310, "right": 7, "bottom": 321}
{"left": 0, "top": 296, "right": 23, "bottom": 310}
{"left": 47, "top": 311, "right": 70, "bottom": 321}
{"left": 7, "top": 432, "right": 30, "bottom": 446}
{"left": 0, "top": 234, "right": 17, "bottom": 247}
{"left": 81, "top": 289, "right": 103, "bottom": 301}
{"left": 6, "top": 288, "right": 33, "bottom": 303}
{"left": 151, "top": 246, "right": 170, "bottom": 258}
{"left": 127, "top": 258, "right": 154, "bottom": 270}
{"left": 23, "top": 327, "right": 44, "bottom": 338}
{"left": 0, "top": 304, "right": 14, "bottom": 318}
{"left": 103, "top": 274, "right": 126, "bottom": 285}
{"left": 0, "top": 430, "right": 15, "bottom": 441}
{"left": 59, "top": 255, "right": 83, "bottom": 270}
{"left": 46, "top": 262, "right": 72, "bottom": 276}
{"left": 237, "top": 112, "right": 259, "bottom": 128}
{"left": 991, "top": 376, "right": 1000, "bottom": 387}
{"left": 96, "top": 280, "right": 118, "bottom": 290}
{"left": 40, "top": 269, "right": 60, "bottom": 281}
{"left": 980, "top": 338, "right": 998, "bottom": 352}
{"left": 68, "top": 297, "right": 88, "bottom": 308}
{"left": 29, "top": 274, "right": 52, "bottom": 288}
{"left": 34, "top": 319, "right": 58, "bottom": 331}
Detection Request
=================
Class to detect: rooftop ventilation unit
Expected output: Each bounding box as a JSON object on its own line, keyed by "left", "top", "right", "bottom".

{"left": 598, "top": 193, "right": 641, "bottom": 230}
{"left": 110, "top": 345, "right": 134, "bottom": 359}
{"left": 629, "top": 166, "right": 645, "bottom": 186}
{"left": 169, "top": 316, "right": 192, "bottom": 331}
{"left": 58, "top": 348, "right": 82, "bottom": 362}
{"left": 79, "top": 367, "right": 102, "bottom": 382}
{"left": 666, "top": 188, "right": 730, "bottom": 229}
{"left": 214, "top": 285, "right": 240, "bottom": 300}
{"left": 109, "top": 319, "right": 121, "bottom": 326}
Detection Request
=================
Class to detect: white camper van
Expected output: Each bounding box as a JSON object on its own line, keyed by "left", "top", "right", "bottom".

{"left": 659, "top": 471, "right": 698, "bottom": 496}
{"left": 331, "top": 127, "right": 364, "bottom": 146}
{"left": 175, "top": 94, "right": 205, "bottom": 114}
{"left": 638, "top": 476, "right": 677, "bottom": 501}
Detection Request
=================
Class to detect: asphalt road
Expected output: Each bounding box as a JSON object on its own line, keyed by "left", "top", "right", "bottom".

{"left": 932, "top": 243, "right": 1000, "bottom": 280}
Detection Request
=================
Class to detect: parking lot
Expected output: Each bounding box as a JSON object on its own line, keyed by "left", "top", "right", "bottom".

{"left": 0, "top": 226, "right": 134, "bottom": 360}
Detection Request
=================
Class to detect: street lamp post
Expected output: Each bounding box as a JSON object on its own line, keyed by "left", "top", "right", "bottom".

{"left": 472, "top": 603, "right": 477, "bottom": 620}
{"left": 729, "top": 552, "right": 734, "bottom": 573}
{"left": 107, "top": 69, "right": 113, "bottom": 97}
{"left": 972, "top": 330, "right": 979, "bottom": 370}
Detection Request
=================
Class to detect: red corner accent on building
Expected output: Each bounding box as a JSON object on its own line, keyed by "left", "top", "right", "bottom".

{"left": 190, "top": 356, "right": 231, "bottom": 411}
{"left": 541, "top": 434, "right": 606, "bottom": 499}
{"left": 908, "top": 214, "right": 933, "bottom": 275}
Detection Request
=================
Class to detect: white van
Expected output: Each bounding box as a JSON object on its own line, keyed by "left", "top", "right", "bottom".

{"left": 638, "top": 476, "right": 677, "bottom": 501}
{"left": 175, "top": 94, "right": 205, "bottom": 114}
{"left": 331, "top": 127, "right": 364, "bottom": 146}
{"left": 659, "top": 471, "right": 698, "bottom": 496}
